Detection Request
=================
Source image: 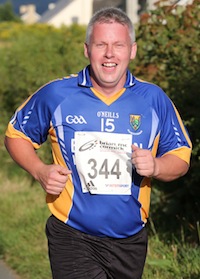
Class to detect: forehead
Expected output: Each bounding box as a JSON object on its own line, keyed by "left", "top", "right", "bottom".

{"left": 91, "top": 21, "right": 130, "bottom": 40}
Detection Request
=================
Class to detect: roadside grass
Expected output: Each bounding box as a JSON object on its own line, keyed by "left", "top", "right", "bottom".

{"left": 0, "top": 152, "right": 199, "bottom": 278}
{"left": 0, "top": 171, "right": 51, "bottom": 279}
{"left": 143, "top": 236, "right": 200, "bottom": 279}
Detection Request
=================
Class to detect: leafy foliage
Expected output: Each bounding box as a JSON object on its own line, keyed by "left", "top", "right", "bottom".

{"left": 130, "top": 0, "right": 200, "bottom": 241}
{"left": 0, "top": 22, "right": 87, "bottom": 113}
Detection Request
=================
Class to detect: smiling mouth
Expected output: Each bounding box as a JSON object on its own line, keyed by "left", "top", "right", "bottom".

{"left": 102, "top": 63, "right": 117, "bottom": 67}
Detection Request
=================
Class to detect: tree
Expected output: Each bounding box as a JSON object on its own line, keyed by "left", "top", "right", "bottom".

{"left": 0, "top": 2, "right": 21, "bottom": 22}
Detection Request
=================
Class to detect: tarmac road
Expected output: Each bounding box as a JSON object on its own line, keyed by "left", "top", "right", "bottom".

{"left": 0, "top": 260, "right": 20, "bottom": 279}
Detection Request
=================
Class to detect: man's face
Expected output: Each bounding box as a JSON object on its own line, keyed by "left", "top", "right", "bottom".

{"left": 84, "top": 21, "right": 137, "bottom": 95}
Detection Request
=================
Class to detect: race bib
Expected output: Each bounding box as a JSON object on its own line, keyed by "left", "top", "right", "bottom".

{"left": 74, "top": 132, "right": 132, "bottom": 195}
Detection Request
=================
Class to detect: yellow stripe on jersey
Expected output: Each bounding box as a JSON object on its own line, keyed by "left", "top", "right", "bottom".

{"left": 47, "top": 179, "right": 74, "bottom": 223}
{"left": 151, "top": 133, "right": 160, "bottom": 158}
{"left": 6, "top": 123, "right": 41, "bottom": 149}
{"left": 138, "top": 133, "right": 160, "bottom": 223}
{"left": 91, "top": 88, "right": 126, "bottom": 105}
{"left": 164, "top": 146, "right": 191, "bottom": 164}
{"left": 47, "top": 126, "right": 74, "bottom": 222}
{"left": 49, "top": 124, "right": 71, "bottom": 170}
{"left": 138, "top": 177, "right": 151, "bottom": 223}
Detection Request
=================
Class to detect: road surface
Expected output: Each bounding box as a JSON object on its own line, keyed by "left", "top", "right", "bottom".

{"left": 0, "top": 260, "right": 20, "bottom": 279}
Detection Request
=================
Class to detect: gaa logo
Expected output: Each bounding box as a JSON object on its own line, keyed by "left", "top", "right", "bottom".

{"left": 66, "top": 115, "right": 87, "bottom": 124}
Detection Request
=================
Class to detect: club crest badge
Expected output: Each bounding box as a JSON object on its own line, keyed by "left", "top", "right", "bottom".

{"left": 130, "top": 115, "right": 141, "bottom": 131}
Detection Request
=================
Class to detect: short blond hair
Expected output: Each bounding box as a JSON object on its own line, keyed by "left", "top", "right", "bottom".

{"left": 85, "top": 7, "right": 135, "bottom": 44}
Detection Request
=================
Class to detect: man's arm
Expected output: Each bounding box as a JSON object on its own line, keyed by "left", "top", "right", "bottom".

{"left": 4, "top": 136, "right": 71, "bottom": 195}
{"left": 131, "top": 145, "right": 189, "bottom": 182}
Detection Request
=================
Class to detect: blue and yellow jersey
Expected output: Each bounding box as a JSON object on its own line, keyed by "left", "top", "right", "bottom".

{"left": 6, "top": 66, "right": 192, "bottom": 238}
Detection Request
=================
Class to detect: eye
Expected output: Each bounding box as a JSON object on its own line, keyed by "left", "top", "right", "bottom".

{"left": 115, "top": 43, "right": 124, "bottom": 48}
{"left": 96, "top": 43, "right": 106, "bottom": 48}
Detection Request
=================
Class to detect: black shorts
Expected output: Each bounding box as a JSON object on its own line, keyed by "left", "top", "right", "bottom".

{"left": 46, "top": 215, "right": 148, "bottom": 279}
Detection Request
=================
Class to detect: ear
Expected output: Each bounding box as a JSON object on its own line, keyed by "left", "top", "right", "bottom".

{"left": 84, "top": 43, "right": 89, "bottom": 59}
{"left": 130, "top": 42, "right": 137, "bottom": 60}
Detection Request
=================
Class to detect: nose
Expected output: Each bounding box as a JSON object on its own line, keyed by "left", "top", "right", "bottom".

{"left": 105, "top": 44, "right": 114, "bottom": 58}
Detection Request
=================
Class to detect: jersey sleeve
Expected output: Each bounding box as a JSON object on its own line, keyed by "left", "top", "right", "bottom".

{"left": 5, "top": 84, "right": 54, "bottom": 149}
{"left": 155, "top": 89, "right": 192, "bottom": 163}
